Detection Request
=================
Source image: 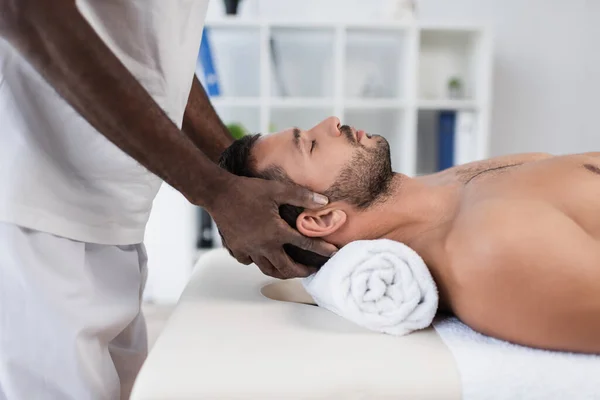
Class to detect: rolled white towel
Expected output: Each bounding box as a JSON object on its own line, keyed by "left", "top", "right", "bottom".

{"left": 302, "top": 239, "right": 439, "bottom": 336}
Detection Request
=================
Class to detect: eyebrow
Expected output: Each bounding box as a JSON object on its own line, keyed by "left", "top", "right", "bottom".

{"left": 292, "top": 128, "right": 301, "bottom": 152}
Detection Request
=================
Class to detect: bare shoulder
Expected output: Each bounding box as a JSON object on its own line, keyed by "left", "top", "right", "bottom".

{"left": 448, "top": 200, "right": 556, "bottom": 290}
{"left": 578, "top": 152, "right": 600, "bottom": 159}
{"left": 446, "top": 199, "right": 600, "bottom": 353}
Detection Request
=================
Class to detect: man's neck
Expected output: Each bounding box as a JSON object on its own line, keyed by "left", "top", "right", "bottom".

{"left": 328, "top": 174, "right": 461, "bottom": 251}
{"left": 326, "top": 173, "right": 461, "bottom": 311}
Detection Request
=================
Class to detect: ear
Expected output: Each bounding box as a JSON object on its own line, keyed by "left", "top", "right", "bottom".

{"left": 296, "top": 207, "right": 347, "bottom": 237}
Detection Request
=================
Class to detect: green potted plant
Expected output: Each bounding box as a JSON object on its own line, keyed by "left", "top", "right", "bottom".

{"left": 448, "top": 77, "right": 463, "bottom": 99}
{"left": 227, "top": 122, "right": 247, "bottom": 140}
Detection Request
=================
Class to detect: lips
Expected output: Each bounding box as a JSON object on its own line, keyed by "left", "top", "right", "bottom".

{"left": 356, "top": 129, "right": 365, "bottom": 142}
{"left": 346, "top": 125, "right": 370, "bottom": 143}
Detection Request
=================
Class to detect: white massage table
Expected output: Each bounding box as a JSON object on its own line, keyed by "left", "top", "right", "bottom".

{"left": 131, "top": 249, "right": 462, "bottom": 399}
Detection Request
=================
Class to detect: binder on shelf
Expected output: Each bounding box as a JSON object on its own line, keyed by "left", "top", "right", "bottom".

{"left": 454, "top": 111, "right": 477, "bottom": 166}
{"left": 198, "top": 28, "right": 221, "bottom": 97}
{"left": 437, "top": 111, "right": 456, "bottom": 171}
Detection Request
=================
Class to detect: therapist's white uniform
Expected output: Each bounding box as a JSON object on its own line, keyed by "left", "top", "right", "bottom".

{"left": 0, "top": 1, "right": 209, "bottom": 398}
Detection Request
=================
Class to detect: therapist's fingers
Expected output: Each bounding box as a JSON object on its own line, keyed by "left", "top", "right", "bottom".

{"left": 268, "top": 249, "right": 317, "bottom": 279}
{"left": 218, "top": 231, "right": 231, "bottom": 253}
{"left": 273, "top": 181, "right": 329, "bottom": 210}
{"left": 283, "top": 225, "right": 338, "bottom": 257}
{"left": 253, "top": 256, "right": 284, "bottom": 279}
{"left": 231, "top": 250, "right": 252, "bottom": 265}
{"left": 223, "top": 226, "right": 252, "bottom": 264}
{"left": 219, "top": 232, "right": 236, "bottom": 259}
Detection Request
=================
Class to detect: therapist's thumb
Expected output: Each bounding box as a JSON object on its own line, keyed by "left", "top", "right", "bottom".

{"left": 275, "top": 181, "right": 329, "bottom": 210}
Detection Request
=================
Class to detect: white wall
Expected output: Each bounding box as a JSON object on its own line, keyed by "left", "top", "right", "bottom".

{"left": 144, "top": 184, "right": 197, "bottom": 303}
{"left": 209, "top": 0, "right": 600, "bottom": 155}
{"left": 417, "top": 0, "right": 600, "bottom": 156}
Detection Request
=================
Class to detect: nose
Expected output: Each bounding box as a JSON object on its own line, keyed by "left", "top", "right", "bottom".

{"left": 308, "top": 116, "right": 341, "bottom": 139}
{"left": 322, "top": 116, "right": 341, "bottom": 137}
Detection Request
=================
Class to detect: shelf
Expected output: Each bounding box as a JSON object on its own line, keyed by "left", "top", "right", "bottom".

{"left": 205, "top": 19, "right": 486, "bottom": 32}
{"left": 418, "top": 23, "right": 487, "bottom": 33}
{"left": 344, "top": 22, "right": 412, "bottom": 31}
{"left": 210, "top": 98, "right": 261, "bottom": 107}
{"left": 205, "top": 19, "right": 262, "bottom": 29}
{"left": 418, "top": 99, "right": 479, "bottom": 111}
{"left": 206, "top": 19, "right": 414, "bottom": 30}
{"left": 270, "top": 97, "right": 334, "bottom": 108}
{"left": 206, "top": 17, "right": 488, "bottom": 32}
{"left": 269, "top": 22, "right": 343, "bottom": 30}
{"left": 418, "top": 29, "right": 484, "bottom": 102}
{"left": 270, "top": 21, "right": 413, "bottom": 30}
{"left": 416, "top": 108, "right": 479, "bottom": 176}
{"left": 345, "top": 99, "right": 406, "bottom": 109}
{"left": 207, "top": 20, "right": 340, "bottom": 30}
{"left": 200, "top": 19, "right": 492, "bottom": 174}
{"left": 210, "top": 97, "right": 408, "bottom": 110}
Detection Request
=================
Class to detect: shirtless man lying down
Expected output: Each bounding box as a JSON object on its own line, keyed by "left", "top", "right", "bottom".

{"left": 218, "top": 116, "right": 600, "bottom": 354}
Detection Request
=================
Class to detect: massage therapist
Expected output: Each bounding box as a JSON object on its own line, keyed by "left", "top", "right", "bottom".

{"left": 0, "top": 1, "right": 336, "bottom": 398}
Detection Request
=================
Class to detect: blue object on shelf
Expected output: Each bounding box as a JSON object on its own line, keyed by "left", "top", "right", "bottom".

{"left": 437, "top": 111, "right": 456, "bottom": 171}
{"left": 199, "top": 28, "right": 221, "bottom": 96}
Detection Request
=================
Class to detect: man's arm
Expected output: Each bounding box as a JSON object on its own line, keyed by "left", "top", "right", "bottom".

{"left": 182, "top": 77, "right": 234, "bottom": 163}
{"left": 0, "top": 0, "right": 336, "bottom": 278}
{"left": 0, "top": 0, "right": 223, "bottom": 205}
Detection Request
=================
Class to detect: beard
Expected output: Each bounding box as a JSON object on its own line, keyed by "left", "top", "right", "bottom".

{"left": 325, "top": 130, "right": 394, "bottom": 209}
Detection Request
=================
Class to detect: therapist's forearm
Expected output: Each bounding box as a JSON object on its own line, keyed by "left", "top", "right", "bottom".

{"left": 0, "top": 0, "right": 230, "bottom": 208}
{"left": 183, "top": 77, "right": 234, "bottom": 163}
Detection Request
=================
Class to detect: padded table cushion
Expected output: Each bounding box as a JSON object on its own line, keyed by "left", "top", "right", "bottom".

{"left": 131, "top": 249, "right": 461, "bottom": 399}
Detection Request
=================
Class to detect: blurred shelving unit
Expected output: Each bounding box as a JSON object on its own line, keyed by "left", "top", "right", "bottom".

{"left": 200, "top": 19, "right": 493, "bottom": 176}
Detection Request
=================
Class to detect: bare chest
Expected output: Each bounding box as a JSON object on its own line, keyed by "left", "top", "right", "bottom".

{"left": 462, "top": 155, "right": 600, "bottom": 241}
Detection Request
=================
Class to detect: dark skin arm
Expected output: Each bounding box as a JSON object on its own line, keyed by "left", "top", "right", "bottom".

{"left": 0, "top": 0, "right": 336, "bottom": 278}
{"left": 182, "top": 76, "right": 234, "bottom": 163}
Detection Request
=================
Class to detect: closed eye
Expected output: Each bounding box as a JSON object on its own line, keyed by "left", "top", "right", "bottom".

{"left": 310, "top": 140, "right": 316, "bottom": 154}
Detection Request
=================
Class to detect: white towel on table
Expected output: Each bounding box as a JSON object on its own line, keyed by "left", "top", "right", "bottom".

{"left": 302, "top": 239, "right": 438, "bottom": 336}
{"left": 433, "top": 317, "right": 600, "bottom": 400}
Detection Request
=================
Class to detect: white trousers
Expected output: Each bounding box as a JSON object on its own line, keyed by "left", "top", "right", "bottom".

{"left": 0, "top": 222, "right": 148, "bottom": 400}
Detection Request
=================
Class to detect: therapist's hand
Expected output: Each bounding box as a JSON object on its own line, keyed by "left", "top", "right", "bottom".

{"left": 209, "top": 175, "right": 337, "bottom": 279}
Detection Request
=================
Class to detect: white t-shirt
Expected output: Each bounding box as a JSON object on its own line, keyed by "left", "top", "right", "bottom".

{"left": 0, "top": 0, "right": 210, "bottom": 245}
